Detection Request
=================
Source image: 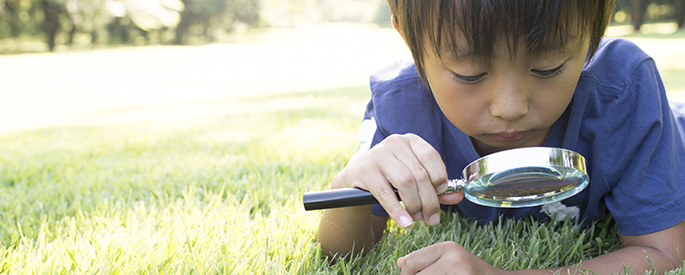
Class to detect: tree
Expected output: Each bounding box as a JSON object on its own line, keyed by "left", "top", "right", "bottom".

{"left": 174, "top": 0, "right": 260, "bottom": 45}
{"left": 3, "top": 0, "right": 24, "bottom": 37}
{"left": 64, "top": 0, "right": 111, "bottom": 45}
{"left": 40, "top": 0, "right": 65, "bottom": 51}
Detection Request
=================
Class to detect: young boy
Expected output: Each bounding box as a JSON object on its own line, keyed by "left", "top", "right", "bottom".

{"left": 317, "top": 0, "right": 685, "bottom": 274}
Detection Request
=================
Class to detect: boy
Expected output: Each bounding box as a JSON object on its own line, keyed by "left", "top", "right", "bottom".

{"left": 317, "top": 0, "right": 685, "bottom": 274}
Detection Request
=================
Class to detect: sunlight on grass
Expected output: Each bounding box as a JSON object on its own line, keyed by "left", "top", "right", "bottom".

{"left": 0, "top": 23, "right": 409, "bottom": 134}
{"left": 0, "top": 194, "right": 322, "bottom": 274}
{"left": 0, "top": 87, "right": 366, "bottom": 273}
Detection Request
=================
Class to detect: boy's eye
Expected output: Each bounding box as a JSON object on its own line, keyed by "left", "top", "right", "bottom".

{"left": 531, "top": 63, "right": 565, "bottom": 77}
{"left": 451, "top": 72, "right": 488, "bottom": 84}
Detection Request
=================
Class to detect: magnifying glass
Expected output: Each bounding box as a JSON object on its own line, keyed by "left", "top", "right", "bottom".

{"left": 303, "top": 147, "right": 588, "bottom": 210}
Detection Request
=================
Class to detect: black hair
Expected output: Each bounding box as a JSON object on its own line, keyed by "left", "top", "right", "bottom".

{"left": 387, "top": 0, "right": 615, "bottom": 83}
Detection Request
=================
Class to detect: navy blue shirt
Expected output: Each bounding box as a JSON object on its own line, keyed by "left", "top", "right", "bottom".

{"left": 361, "top": 38, "right": 685, "bottom": 236}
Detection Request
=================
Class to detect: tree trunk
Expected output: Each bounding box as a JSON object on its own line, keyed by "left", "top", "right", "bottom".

{"left": 119, "top": 18, "right": 130, "bottom": 44}
{"left": 676, "top": 0, "right": 685, "bottom": 29}
{"left": 631, "top": 0, "right": 648, "bottom": 31}
{"left": 203, "top": 19, "right": 214, "bottom": 43}
{"left": 91, "top": 30, "right": 98, "bottom": 45}
{"left": 68, "top": 21, "right": 77, "bottom": 45}
{"left": 175, "top": 0, "right": 193, "bottom": 45}
{"left": 5, "top": 0, "right": 22, "bottom": 37}
{"left": 41, "top": 0, "right": 61, "bottom": 51}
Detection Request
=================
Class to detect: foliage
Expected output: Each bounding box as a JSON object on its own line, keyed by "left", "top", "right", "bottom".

{"left": 174, "top": 0, "right": 259, "bottom": 44}
{"left": 0, "top": 0, "right": 390, "bottom": 52}
{"left": 614, "top": 0, "right": 683, "bottom": 24}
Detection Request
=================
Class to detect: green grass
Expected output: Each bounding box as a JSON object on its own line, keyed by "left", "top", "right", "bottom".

{"left": 0, "top": 86, "right": 683, "bottom": 274}
{"left": 0, "top": 87, "right": 364, "bottom": 274}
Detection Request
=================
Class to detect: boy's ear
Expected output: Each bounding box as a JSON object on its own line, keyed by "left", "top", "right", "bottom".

{"left": 391, "top": 15, "right": 400, "bottom": 33}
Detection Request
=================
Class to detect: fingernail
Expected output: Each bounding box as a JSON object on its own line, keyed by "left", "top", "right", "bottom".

{"left": 398, "top": 215, "right": 413, "bottom": 228}
{"left": 413, "top": 212, "right": 422, "bottom": 221}
{"left": 429, "top": 213, "right": 440, "bottom": 225}
{"left": 437, "top": 183, "right": 448, "bottom": 193}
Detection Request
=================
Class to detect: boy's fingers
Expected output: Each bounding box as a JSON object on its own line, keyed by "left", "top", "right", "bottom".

{"left": 406, "top": 134, "right": 448, "bottom": 188}
{"left": 412, "top": 176, "right": 441, "bottom": 225}
{"left": 375, "top": 135, "right": 423, "bottom": 220}
{"left": 399, "top": 242, "right": 466, "bottom": 275}
{"left": 396, "top": 256, "right": 405, "bottom": 269}
{"left": 362, "top": 133, "right": 448, "bottom": 228}
{"left": 398, "top": 244, "right": 446, "bottom": 275}
{"left": 405, "top": 134, "right": 446, "bottom": 224}
{"left": 359, "top": 160, "right": 414, "bottom": 228}
{"left": 437, "top": 192, "right": 463, "bottom": 205}
{"left": 380, "top": 134, "right": 447, "bottom": 225}
{"left": 376, "top": 185, "right": 413, "bottom": 228}
{"left": 384, "top": 159, "right": 423, "bottom": 221}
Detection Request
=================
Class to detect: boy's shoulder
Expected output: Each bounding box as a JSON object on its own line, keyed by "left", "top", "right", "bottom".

{"left": 370, "top": 57, "right": 423, "bottom": 92}
{"left": 590, "top": 37, "right": 649, "bottom": 61}
{"left": 366, "top": 56, "right": 447, "bottom": 135}
{"left": 580, "top": 37, "right": 653, "bottom": 93}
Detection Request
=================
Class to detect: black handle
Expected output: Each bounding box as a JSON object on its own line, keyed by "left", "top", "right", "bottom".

{"left": 303, "top": 188, "right": 400, "bottom": 211}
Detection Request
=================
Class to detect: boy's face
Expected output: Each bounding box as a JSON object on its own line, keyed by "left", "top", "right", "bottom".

{"left": 421, "top": 34, "right": 590, "bottom": 155}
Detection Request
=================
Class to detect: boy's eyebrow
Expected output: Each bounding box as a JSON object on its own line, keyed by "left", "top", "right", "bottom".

{"left": 534, "top": 35, "right": 584, "bottom": 56}
{"left": 439, "top": 35, "right": 585, "bottom": 62}
{"left": 438, "top": 47, "right": 479, "bottom": 63}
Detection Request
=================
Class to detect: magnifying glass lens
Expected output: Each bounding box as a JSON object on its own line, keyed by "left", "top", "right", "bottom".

{"left": 464, "top": 166, "right": 588, "bottom": 207}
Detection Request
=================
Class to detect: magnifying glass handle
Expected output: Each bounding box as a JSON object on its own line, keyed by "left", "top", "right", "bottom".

{"left": 302, "top": 179, "right": 466, "bottom": 211}
{"left": 302, "top": 187, "right": 395, "bottom": 211}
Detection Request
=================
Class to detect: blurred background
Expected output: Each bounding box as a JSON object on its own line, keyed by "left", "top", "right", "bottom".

{"left": 0, "top": 0, "right": 682, "bottom": 53}
{"left": 0, "top": 0, "right": 393, "bottom": 52}
{"left": 0, "top": 0, "right": 684, "bottom": 132}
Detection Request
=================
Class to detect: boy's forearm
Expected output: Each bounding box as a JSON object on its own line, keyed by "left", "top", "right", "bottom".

{"left": 502, "top": 242, "right": 682, "bottom": 275}
{"left": 317, "top": 205, "right": 377, "bottom": 256}
{"left": 508, "top": 243, "right": 683, "bottom": 275}
{"left": 507, "top": 222, "right": 685, "bottom": 274}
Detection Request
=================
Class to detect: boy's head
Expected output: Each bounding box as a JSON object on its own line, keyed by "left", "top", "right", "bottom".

{"left": 387, "top": 0, "right": 615, "bottom": 83}
{"left": 385, "top": 0, "right": 615, "bottom": 155}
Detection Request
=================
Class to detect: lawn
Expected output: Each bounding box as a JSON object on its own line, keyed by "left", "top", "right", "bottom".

{"left": 0, "top": 23, "right": 684, "bottom": 274}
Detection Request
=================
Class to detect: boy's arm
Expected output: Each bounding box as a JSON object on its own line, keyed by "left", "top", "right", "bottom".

{"left": 317, "top": 206, "right": 388, "bottom": 256}
{"left": 518, "top": 222, "right": 685, "bottom": 275}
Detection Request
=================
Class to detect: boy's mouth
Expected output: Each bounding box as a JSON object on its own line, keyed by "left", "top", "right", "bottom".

{"left": 487, "top": 130, "right": 528, "bottom": 142}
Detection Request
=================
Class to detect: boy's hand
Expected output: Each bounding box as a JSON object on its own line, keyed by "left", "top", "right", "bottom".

{"left": 332, "top": 133, "right": 463, "bottom": 228}
{"left": 397, "top": 241, "right": 505, "bottom": 275}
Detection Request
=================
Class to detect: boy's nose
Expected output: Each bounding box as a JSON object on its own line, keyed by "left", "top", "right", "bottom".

{"left": 489, "top": 79, "right": 529, "bottom": 121}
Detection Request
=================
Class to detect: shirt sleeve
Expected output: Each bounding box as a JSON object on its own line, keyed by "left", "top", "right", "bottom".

{"left": 601, "top": 59, "right": 685, "bottom": 236}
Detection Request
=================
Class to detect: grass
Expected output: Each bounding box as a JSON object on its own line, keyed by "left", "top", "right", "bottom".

{"left": 0, "top": 87, "right": 364, "bottom": 274}
{"left": 0, "top": 86, "right": 682, "bottom": 274}
{"left": 0, "top": 23, "right": 683, "bottom": 274}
